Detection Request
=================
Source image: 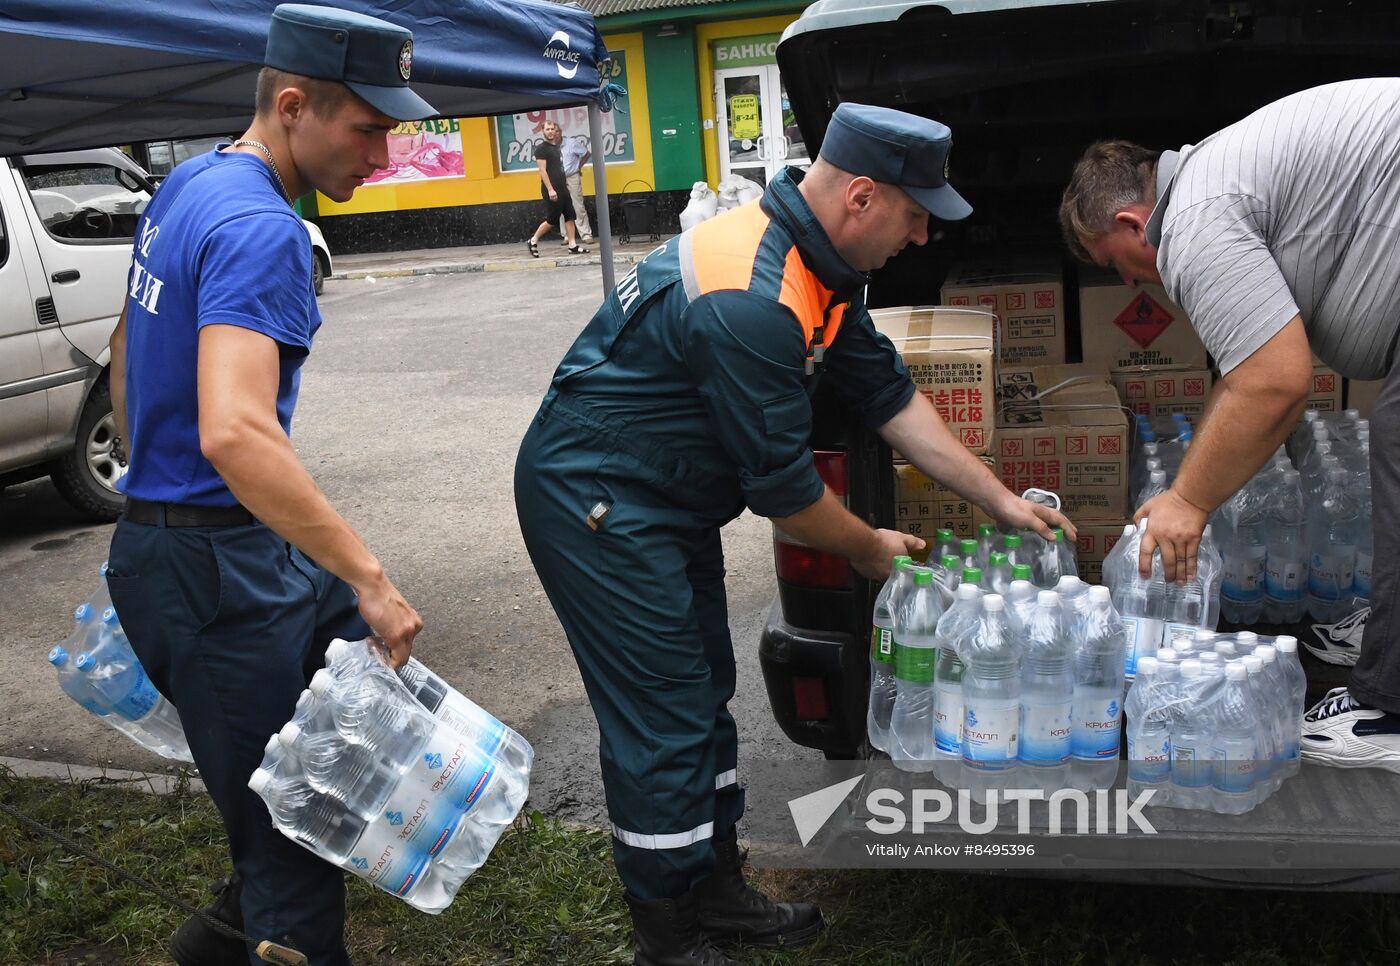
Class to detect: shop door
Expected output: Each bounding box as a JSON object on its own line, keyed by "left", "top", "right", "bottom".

{"left": 716, "top": 65, "right": 809, "bottom": 188}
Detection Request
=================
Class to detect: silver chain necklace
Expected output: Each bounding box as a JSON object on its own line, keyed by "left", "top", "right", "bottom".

{"left": 230, "top": 138, "right": 290, "bottom": 203}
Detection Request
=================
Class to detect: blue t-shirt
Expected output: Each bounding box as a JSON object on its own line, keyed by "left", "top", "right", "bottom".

{"left": 122, "top": 148, "right": 320, "bottom": 507}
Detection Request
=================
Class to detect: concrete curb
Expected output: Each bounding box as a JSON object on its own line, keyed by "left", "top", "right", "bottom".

{"left": 330, "top": 251, "right": 644, "bottom": 281}
{"left": 1, "top": 754, "right": 205, "bottom": 796}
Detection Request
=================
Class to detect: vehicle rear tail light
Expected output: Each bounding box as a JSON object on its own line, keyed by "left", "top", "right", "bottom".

{"left": 792, "top": 676, "right": 829, "bottom": 721}
{"left": 773, "top": 449, "right": 852, "bottom": 589}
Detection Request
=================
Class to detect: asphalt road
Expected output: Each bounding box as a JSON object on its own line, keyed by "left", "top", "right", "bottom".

{"left": 0, "top": 266, "right": 820, "bottom": 825}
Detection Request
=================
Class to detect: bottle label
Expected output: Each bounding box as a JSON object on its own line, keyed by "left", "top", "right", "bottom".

{"left": 1355, "top": 552, "right": 1374, "bottom": 599}
{"left": 871, "top": 626, "right": 893, "bottom": 664}
{"left": 113, "top": 674, "right": 161, "bottom": 721}
{"left": 437, "top": 697, "right": 509, "bottom": 757}
{"left": 893, "top": 641, "right": 935, "bottom": 684}
{"left": 1309, "top": 551, "right": 1356, "bottom": 600}
{"left": 380, "top": 729, "right": 497, "bottom": 858}
{"left": 1222, "top": 547, "right": 1266, "bottom": 602}
{"left": 1165, "top": 621, "right": 1198, "bottom": 642}
{"left": 933, "top": 683, "right": 963, "bottom": 754}
{"left": 1266, "top": 552, "right": 1306, "bottom": 601}
{"left": 962, "top": 701, "right": 1018, "bottom": 769}
{"left": 1127, "top": 732, "right": 1171, "bottom": 782}
{"left": 1019, "top": 700, "right": 1072, "bottom": 764}
{"left": 344, "top": 819, "right": 432, "bottom": 899}
{"left": 1170, "top": 740, "right": 1212, "bottom": 788}
{"left": 1071, "top": 695, "right": 1121, "bottom": 760}
{"left": 1212, "top": 740, "right": 1259, "bottom": 793}
{"left": 1119, "top": 616, "right": 1162, "bottom": 677}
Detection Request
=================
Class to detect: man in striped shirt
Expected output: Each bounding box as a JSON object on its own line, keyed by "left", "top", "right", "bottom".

{"left": 1060, "top": 78, "right": 1400, "bottom": 773}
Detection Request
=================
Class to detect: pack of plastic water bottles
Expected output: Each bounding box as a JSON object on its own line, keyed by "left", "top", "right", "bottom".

{"left": 47, "top": 563, "right": 193, "bottom": 762}
{"left": 249, "top": 638, "right": 533, "bottom": 914}
{"left": 868, "top": 533, "right": 1127, "bottom": 799}
{"left": 1125, "top": 632, "right": 1306, "bottom": 814}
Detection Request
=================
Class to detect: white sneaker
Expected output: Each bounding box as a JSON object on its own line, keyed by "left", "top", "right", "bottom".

{"left": 1300, "top": 687, "right": 1400, "bottom": 773}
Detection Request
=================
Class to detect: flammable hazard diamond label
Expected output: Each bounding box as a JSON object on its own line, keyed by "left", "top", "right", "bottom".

{"left": 1112, "top": 291, "right": 1176, "bottom": 349}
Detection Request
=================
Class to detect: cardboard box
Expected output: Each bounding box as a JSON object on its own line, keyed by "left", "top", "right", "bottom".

{"left": 1075, "top": 521, "right": 1130, "bottom": 584}
{"left": 1078, "top": 272, "right": 1208, "bottom": 371}
{"left": 1308, "top": 363, "right": 1343, "bottom": 412}
{"left": 941, "top": 259, "right": 1066, "bottom": 369}
{"left": 1346, "top": 378, "right": 1383, "bottom": 418}
{"left": 995, "top": 364, "right": 1129, "bottom": 520}
{"left": 1111, "top": 365, "right": 1213, "bottom": 421}
{"left": 871, "top": 306, "right": 997, "bottom": 454}
{"left": 893, "top": 460, "right": 996, "bottom": 543}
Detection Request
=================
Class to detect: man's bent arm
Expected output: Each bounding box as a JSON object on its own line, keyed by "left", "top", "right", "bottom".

{"left": 772, "top": 488, "right": 922, "bottom": 580}
{"left": 878, "top": 390, "right": 1076, "bottom": 540}
{"left": 108, "top": 303, "right": 129, "bottom": 453}
{"left": 1137, "top": 314, "right": 1312, "bottom": 581}
{"left": 196, "top": 324, "right": 422, "bottom": 662}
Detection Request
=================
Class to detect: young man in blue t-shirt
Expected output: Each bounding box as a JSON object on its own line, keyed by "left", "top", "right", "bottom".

{"left": 106, "top": 6, "right": 435, "bottom": 964}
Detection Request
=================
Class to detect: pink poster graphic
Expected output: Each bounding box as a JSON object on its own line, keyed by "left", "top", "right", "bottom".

{"left": 364, "top": 118, "right": 464, "bottom": 186}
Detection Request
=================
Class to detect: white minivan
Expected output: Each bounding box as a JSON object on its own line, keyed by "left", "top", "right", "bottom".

{"left": 0, "top": 147, "right": 331, "bottom": 520}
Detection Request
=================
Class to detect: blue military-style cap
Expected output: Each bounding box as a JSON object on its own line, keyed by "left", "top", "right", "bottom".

{"left": 819, "top": 103, "right": 972, "bottom": 221}
{"left": 265, "top": 3, "right": 437, "bottom": 121}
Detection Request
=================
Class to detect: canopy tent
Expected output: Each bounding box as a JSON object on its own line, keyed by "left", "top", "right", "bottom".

{"left": 0, "top": 0, "right": 620, "bottom": 289}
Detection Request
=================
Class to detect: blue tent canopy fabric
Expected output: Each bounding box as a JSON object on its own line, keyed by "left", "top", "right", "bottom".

{"left": 0, "top": 0, "right": 610, "bottom": 154}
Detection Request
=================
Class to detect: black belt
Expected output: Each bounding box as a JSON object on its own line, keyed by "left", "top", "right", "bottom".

{"left": 123, "top": 498, "right": 255, "bottom": 528}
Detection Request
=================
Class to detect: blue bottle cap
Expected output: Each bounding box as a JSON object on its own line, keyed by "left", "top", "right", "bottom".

{"left": 100, "top": 560, "right": 109, "bottom": 576}
{"left": 48, "top": 645, "right": 69, "bottom": 666}
{"left": 101, "top": 607, "right": 120, "bottom": 626}
{"left": 74, "top": 652, "right": 96, "bottom": 672}
{"left": 74, "top": 603, "right": 93, "bottom": 622}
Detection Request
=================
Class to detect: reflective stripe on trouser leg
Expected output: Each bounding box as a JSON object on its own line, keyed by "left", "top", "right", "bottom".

{"left": 514, "top": 415, "right": 742, "bottom": 899}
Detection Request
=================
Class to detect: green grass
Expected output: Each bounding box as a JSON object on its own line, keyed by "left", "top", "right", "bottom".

{"left": 3, "top": 770, "right": 1400, "bottom": 965}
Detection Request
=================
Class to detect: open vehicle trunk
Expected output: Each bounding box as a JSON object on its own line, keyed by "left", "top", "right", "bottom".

{"left": 758, "top": 0, "right": 1400, "bottom": 889}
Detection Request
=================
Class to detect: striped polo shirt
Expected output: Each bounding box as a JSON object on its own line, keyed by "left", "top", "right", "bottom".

{"left": 1148, "top": 78, "right": 1400, "bottom": 379}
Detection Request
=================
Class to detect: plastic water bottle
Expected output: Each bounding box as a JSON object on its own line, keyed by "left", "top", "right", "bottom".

{"left": 1169, "top": 660, "right": 1214, "bottom": 809}
{"left": 1250, "top": 646, "right": 1288, "bottom": 794}
{"left": 1274, "top": 636, "right": 1306, "bottom": 779}
{"left": 1131, "top": 441, "right": 1161, "bottom": 499}
{"left": 961, "top": 594, "right": 1023, "bottom": 801}
{"left": 1289, "top": 409, "right": 1321, "bottom": 463}
{"left": 1020, "top": 591, "right": 1074, "bottom": 791}
{"left": 938, "top": 555, "right": 963, "bottom": 594}
{"left": 987, "top": 551, "right": 1013, "bottom": 596}
{"left": 1006, "top": 575, "right": 1039, "bottom": 626}
{"left": 74, "top": 610, "right": 190, "bottom": 761}
{"left": 934, "top": 529, "right": 959, "bottom": 566}
{"left": 1051, "top": 528, "right": 1077, "bottom": 580}
{"left": 48, "top": 646, "right": 107, "bottom": 715}
{"left": 932, "top": 583, "right": 983, "bottom": 784}
{"left": 1353, "top": 465, "right": 1374, "bottom": 601}
{"left": 1218, "top": 491, "right": 1267, "bottom": 625}
{"left": 1125, "top": 656, "right": 1171, "bottom": 802}
{"left": 1102, "top": 523, "right": 1137, "bottom": 594}
{"left": 1210, "top": 662, "right": 1261, "bottom": 814}
{"left": 1196, "top": 524, "right": 1224, "bottom": 630}
{"left": 1069, "top": 586, "right": 1126, "bottom": 791}
{"left": 958, "top": 539, "right": 980, "bottom": 575}
{"left": 1136, "top": 469, "right": 1169, "bottom": 511}
{"left": 1307, "top": 467, "right": 1360, "bottom": 622}
{"left": 1003, "top": 533, "right": 1027, "bottom": 572}
{"left": 867, "top": 556, "right": 913, "bottom": 753}
{"left": 889, "top": 569, "right": 943, "bottom": 772}
{"left": 1264, "top": 469, "right": 1308, "bottom": 623}
{"left": 1111, "top": 524, "right": 1163, "bottom": 678}
{"left": 1054, "top": 575, "right": 1091, "bottom": 621}
{"left": 1031, "top": 530, "right": 1065, "bottom": 589}
{"left": 977, "top": 523, "right": 999, "bottom": 570}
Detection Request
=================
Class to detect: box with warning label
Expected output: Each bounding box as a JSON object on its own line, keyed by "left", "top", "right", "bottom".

{"left": 996, "top": 364, "right": 1128, "bottom": 521}
{"left": 871, "top": 306, "right": 997, "bottom": 455}
{"left": 1111, "top": 365, "right": 1213, "bottom": 421}
{"left": 1078, "top": 272, "right": 1209, "bottom": 371}
{"left": 940, "top": 259, "right": 1066, "bottom": 369}
{"left": 1308, "top": 362, "right": 1344, "bottom": 412}
{"left": 893, "top": 459, "right": 996, "bottom": 543}
{"left": 1076, "top": 521, "right": 1130, "bottom": 584}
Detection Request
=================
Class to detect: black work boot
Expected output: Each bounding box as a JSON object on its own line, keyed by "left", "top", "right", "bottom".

{"left": 169, "top": 873, "right": 248, "bottom": 966}
{"left": 694, "top": 828, "right": 823, "bottom": 949}
{"left": 625, "top": 889, "right": 748, "bottom": 966}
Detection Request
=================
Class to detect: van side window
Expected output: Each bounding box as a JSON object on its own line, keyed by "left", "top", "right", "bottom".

{"left": 20, "top": 163, "right": 151, "bottom": 244}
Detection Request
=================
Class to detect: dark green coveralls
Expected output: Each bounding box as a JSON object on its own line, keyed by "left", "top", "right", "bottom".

{"left": 514, "top": 167, "right": 915, "bottom": 899}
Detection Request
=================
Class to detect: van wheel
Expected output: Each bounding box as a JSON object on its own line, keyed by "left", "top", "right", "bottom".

{"left": 50, "top": 379, "right": 126, "bottom": 522}
{"left": 312, "top": 251, "right": 327, "bottom": 296}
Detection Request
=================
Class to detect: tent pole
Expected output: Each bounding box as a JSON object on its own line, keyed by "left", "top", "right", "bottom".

{"left": 587, "top": 103, "right": 615, "bottom": 294}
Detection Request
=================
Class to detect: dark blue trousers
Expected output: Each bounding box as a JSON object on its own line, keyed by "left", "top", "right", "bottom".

{"left": 107, "top": 517, "right": 369, "bottom": 966}
{"left": 515, "top": 395, "right": 745, "bottom": 901}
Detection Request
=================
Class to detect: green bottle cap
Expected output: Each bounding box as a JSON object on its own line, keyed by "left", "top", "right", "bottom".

{"left": 1004, "top": 534, "right": 1022, "bottom": 549}
{"left": 989, "top": 552, "right": 1008, "bottom": 567}
{"left": 962, "top": 567, "right": 983, "bottom": 586}
{"left": 893, "top": 555, "right": 913, "bottom": 568}
{"left": 978, "top": 523, "right": 997, "bottom": 538}
{"left": 959, "top": 539, "right": 978, "bottom": 555}
{"left": 940, "top": 554, "right": 961, "bottom": 570}
{"left": 1050, "top": 528, "right": 1064, "bottom": 542}
{"left": 914, "top": 569, "right": 934, "bottom": 586}
{"left": 936, "top": 528, "right": 955, "bottom": 542}
{"left": 1012, "top": 564, "right": 1032, "bottom": 580}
